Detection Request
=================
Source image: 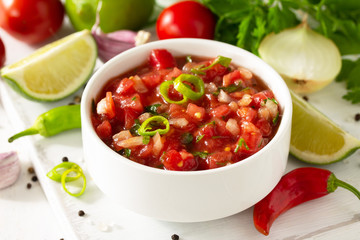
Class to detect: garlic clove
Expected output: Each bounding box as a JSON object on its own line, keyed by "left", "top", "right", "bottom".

{"left": 0, "top": 151, "right": 21, "bottom": 190}
{"left": 259, "top": 22, "right": 342, "bottom": 94}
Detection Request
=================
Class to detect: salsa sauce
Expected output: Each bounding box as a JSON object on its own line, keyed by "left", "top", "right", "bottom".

{"left": 91, "top": 49, "right": 281, "bottom": 171}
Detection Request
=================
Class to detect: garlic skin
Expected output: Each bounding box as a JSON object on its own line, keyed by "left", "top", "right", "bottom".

{"left": 0, "top": 151, "right": 21, "bottom": 190}
{"left": 259, "top": 23, "right": 342, "bottom": 94}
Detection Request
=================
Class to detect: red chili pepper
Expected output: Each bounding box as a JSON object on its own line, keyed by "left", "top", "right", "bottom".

{"left": 253, "top": 167, "right": 360, "bottom": 236}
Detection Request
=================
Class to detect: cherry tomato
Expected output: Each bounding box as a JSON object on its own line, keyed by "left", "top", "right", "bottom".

{"left": 156, "top": 0, "right": 216, "bottom": 40}
{"left": 0, "top": 36, "right": 5, "bottom": 67}
{"left": 0, "top": 0, "right": 64, "bottom": 44}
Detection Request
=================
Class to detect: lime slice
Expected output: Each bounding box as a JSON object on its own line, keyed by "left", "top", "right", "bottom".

{"left": 0, "top": 30, "right": 97, "bottom": 102}
{"left": 290, "top": 91, "right": 360, "bottom": 164}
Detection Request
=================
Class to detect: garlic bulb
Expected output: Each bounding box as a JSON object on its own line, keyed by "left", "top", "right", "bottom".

{"left": 0, "top": 151, "right": 21, "bottom": 189}
{"left": 259, "top": 22, "right": 342, "bottom": 94}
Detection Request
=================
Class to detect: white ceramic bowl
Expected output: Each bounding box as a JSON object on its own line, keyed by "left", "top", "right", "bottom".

{"left": 81, "top": 38, "right": 292, "bottom": 222}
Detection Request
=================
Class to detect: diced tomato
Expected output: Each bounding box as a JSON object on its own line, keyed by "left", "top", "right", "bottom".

{"left": 149, "top": 49, "right": 177, "bottom": 70}
{"left": 162, "top": 149, "right": 197, "bottom": 171}
{"left": 120, "top": 93, "right": 144, "bottom": 113}
{"left": 205, "top": 63, "right": 228, "bottom": 83}
{"left": 164, "top": 67, "right": 182, "bottom": 81}
{"left": 250, "top": 92, "right": 268, "bottom": 108}
{"left": 138, "top": 142, "right": 154, "bottom": 158}
{"left": 241, "top": 121, "right": 261, "bottom": 134}
{"left": 210, "top": 104, "right": 231, "bottom": 118}
{"left": 167, "top": 84, "right": 184, "bottom": 102}
{"left": 141, "top": 68, "right": 172, "bottom": 88}
{"left": 236, "top": 132, "right": 263, "bottom": 154}
{"left": 124, "top": 110, "right": 138, "bottom": 129}
{"left": 255, "top": 118, "right": 272, "bottom": 137}
{"left": 105, "top": 92, "right": 116, "bottom": 119}
{"left": 237, "top": 107, "right": 257, "bottom": 122}
{"left": 96, "top": 120, "right": 112, "bottom": 140}
{"left": 116, "top": 78, "right": 135, "bottom": 95}
{"left": 223, "top": 70, "right": 241, "bottom": 87}
{"left": 207, "top": 151, "right": 233, "bottom": 169}
{"left": 186, "top": 103, "right": 206, "bottom": 122}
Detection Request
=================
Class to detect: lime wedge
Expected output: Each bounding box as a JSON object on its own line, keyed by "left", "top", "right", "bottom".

{"left": 0, "top": 30, "right": 97, "bottom": 102}
{"left": 290, "top": 91, "right": 360, "bottom": 164}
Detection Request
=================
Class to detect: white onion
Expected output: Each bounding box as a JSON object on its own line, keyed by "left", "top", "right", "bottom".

{"left": 132, "top": 75, "right": 148, "bottom": 93}
{"left": 169, "top": 118, "right": 189, "bottom": 128}
{"left": 96, "top": 97, "right": 107, "bottom": 115}
{"left": 226, "top": 118, "right": 240, "bottom": 136}
{"left": 152, "top": 132, "right": 164, "bottom": 157}
{"left": 117, "top": 136, "right": 144, "bottom": 148}
{"left": 259, "top": 22, "right": 342, "bottom": 93}
{"left": 113, "top": 130, "right": 132, "bottom": 142}
{"left": 0, "top": 151, "right": 20, "bottom": 189}
{"left": 218, "top": 89, "right": 232, "bottom": 103}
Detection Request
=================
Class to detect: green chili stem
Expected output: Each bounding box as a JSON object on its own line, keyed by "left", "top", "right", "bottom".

{"left": 331, "top": 175, "right": 360, "bottom": 200}
{"left": 8, "top": 127, "right": 39, "bottom": 143}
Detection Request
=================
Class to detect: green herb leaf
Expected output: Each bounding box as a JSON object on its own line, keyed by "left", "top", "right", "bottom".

{"left": 120, "top": 148, "right": 131, "bottom": 158}
{"left": 193, "top": 151, "right": 210, "bottom": 159}
{"left": 130, "top": 119, "right": 141, "bottom": 136}
{"left": 181, "top": 132, "right": 194, "bottom": 145}
{"left": 145, "top": 104, "right": 161, "bottom": 115}
{"left": 196, "top": 134, "right": 205, "bottom": 143}
{"left": 234, "top": 138, "right": 249, "bottom": 153}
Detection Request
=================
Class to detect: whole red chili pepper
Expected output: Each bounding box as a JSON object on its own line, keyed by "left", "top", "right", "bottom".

{"left": 253, "top": 167, "right": 360, "bottom": 236}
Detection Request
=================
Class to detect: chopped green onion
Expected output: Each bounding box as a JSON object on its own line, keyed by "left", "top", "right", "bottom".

{"left": 159, "top": 80, "right": 188, "bottom": 104}
{"left": 138, "top": 116, "right": 170, "bottom": 136}
{"left": 46, "top": 162, "right": 82, "bottom": 182}
{"left": 61, "top": 168, "right": 86, "bottom": 197}
{"left": 234, "top": 138, "right": 249, "bottom": 153}
{"left": 173, "top": 74, "right": 205, "bottom": 100}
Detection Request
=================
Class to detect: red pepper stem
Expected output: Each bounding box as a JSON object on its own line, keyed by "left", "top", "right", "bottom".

{"left": 330, "top": 174, "right": 360, "bottom": 200}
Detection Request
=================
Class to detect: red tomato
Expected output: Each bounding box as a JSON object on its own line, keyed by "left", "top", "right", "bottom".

{"left": 96, "top": 120, "right": 112, "bottom": 140}
{"left": 0, "top": 36, "right": 5, "bottom": 67}
{"left": 156, "top": 1, "right": 216, "bottom": 40}
{"left": 0, "top": 0, "right": 64, "bottom": 44}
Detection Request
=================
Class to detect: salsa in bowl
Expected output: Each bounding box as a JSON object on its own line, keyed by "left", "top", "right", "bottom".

{"left": 81, "top": 39, "right": 292, "bottom": 222}
{"left": 91, "top": 50, "right": 281, "bottom": 171}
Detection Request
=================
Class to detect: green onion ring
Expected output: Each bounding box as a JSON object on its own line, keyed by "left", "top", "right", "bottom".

{"left": 61, "top": 168, "right": 86, "bottom": 197}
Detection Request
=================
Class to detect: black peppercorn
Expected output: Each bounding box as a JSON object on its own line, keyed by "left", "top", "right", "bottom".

{"left": 62, "top": 156, "right": 69, "bottom": 162}
{"left": 171, "top": 234, "right": 179, "bottom": 240}
{"left": 31, "top": 175, "right": 38, "bottom": 182}
{"left": 355, "top": 113, "right": 360, "bottom": 122}
{"left": 28, "top": 167, "right": 35, "bottom": 174}
{"left": 78, "top": 210, "right": 85, "bottom": 217}
{"left": 302, "top": 95, "right": 309, "bottom": 101}
{"left": 26, "top": 183, "right": 32, "bottom": 189}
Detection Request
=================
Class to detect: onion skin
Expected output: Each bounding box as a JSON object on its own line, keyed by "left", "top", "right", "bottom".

{"left": 0, "top": 151, "right": 21, "bottom": 190}
{"left": 259, "top": 22, "right": 342, "bottom": 94}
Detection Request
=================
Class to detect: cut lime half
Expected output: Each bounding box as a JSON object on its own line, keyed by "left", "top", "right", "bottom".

{"left": 0, "top": 30, "right": 97, "bottom": 102}
{"left": 290, "top": 91, "right": 360, "bottom": 164}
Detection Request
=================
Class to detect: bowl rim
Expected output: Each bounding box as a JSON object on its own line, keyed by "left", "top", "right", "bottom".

{"left": 81, "top": 38, "right": 292, "bottom": 176}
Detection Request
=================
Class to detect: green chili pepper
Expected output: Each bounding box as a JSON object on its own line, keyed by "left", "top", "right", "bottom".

{"left": 159, "top": 80, "right": 188, "bottom": 104}
{"left": 46, "top": 162, "right": 83, "bottom": 182}
{"left": 138, "top": 116, "right": 170, "bottom": 136}
{"left": 191, "top": 55, "right": 232, "bottom": 75}
{"left": 47, "top": 161, "right": 86, "bottom": 197}
{"left": 8, "top": 104, "right": 81, "bottom": 142}
{"left": 173, "top": 74, "right": 205, "bottom": 100}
